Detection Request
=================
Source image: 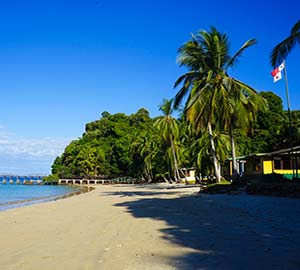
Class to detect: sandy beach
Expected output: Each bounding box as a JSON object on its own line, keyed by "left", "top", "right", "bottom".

{"left": 1, "top": 183, "right": 300, "bottom": 270}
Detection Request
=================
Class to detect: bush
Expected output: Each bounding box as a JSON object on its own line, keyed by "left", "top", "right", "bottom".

{"left": 245, "top": 173, "right": 300, "bottom": 198}
{"left": 43, "top": 174, "right": 59, "bottom": 182}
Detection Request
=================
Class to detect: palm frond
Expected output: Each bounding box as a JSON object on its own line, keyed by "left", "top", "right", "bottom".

{"left": 185, "top": 80, "right": 209, "bottom": 111}
{"left": 291, "top": 20, "right": 300, "bottom": 35}
{"left": 271, "top": 20, "right": 300, "bottom": 67}
{"left": 177, "top": 40, "right": 205, "bottom": 69}
{"left": 174, "top": 81, "right": 191, "bottom": 109}
{"left": 231, "top": 77, "right": 257, "bottom": 95}
{"left": 173, "top": 71, "right": 199, "bottom": 108}
{"left": 158, "top": 99, "right": 173, "bottom": 116}
{"left": 226, "top": 39, "right": 256, "bottom": 69}
{"left": 271, "top": 35, "right": 298, "bottom": 67}
{"left": 173, "top": 73, "right": 188, "bottom": 88}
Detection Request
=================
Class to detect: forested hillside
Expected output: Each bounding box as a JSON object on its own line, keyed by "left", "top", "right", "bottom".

{"left": 51, "top": 92, "right": 299, "bottom": 181}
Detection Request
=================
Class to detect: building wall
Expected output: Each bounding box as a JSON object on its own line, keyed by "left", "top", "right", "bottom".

{"left": 263, "top": 160, "right": 273, "bottom": 174}
{"left": 244, "top": 156, "right": 262, "bottom": 175}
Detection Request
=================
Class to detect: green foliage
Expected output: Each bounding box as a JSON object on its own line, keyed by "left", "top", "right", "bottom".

{"left": 235, "top": 91, "right": 298, "bottom": 155}
{"left": 43, "top": 174, "right": 59, "bottom": 182}
{"left": 174, "top": 26, "right": 259, "bottom": 182}
{"left": 51, "top": 25, "right": 300, "bottom": 182}
{"left": 52, "top": 108, "right": 162, "bottom": 179}
{"left": 51, "top": 96, "right": 298, "bottom": 181}
{"left": 154, "top": 99, "right": 182, "bottom": 181}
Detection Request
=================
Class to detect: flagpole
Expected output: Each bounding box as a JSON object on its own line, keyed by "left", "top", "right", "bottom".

{"left": 282, "top": 60, "right": 295, "bottom": 178}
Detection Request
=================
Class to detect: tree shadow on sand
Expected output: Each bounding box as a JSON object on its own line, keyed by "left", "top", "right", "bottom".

{"left": 113, "top": 192, "right": 300, "bottom": 270}
{"left": 103, "top": 184, "right": 200, "bottom": 197}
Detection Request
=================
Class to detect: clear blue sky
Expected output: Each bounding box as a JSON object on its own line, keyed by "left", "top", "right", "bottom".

{"left": 0, "top": 0, "right": 299, "bottom": 174}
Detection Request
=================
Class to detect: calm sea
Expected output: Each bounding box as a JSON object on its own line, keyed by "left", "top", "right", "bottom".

{"left": 0, "top": 184, "right": 80, "bottom": 211}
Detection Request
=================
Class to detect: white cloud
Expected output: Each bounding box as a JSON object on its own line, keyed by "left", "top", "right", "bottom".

{"left": 0, "top": 125, "right": 73, "bottom": 174}
{"left": 0, "top": 138, "right": 71, "bottom": 158}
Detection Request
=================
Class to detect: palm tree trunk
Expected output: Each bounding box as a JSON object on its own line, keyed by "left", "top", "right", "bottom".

{"left": 147, "top": 163, "right": 153, "bottom": 183}
{"left": 208, "top": 121, "right": 221, "bottom": 183}
{"left": 167, "top": 172, "right": 174, "bottom": 183}
{"left": 145, "top": 167, "right": 150, "bottom": 183}
{"left": 179, "top": 168, "right": 188, "bottom": 185}
{"left": 170, "top": 137, "right": 180, "bottom": 182}
{"left": 230, "top": 126, "right": 239, "bottom": 182}
{"left": 149, "top": 161, "right": 153, "bottom": 183}
{"left": 163, "top": 176, "right": 171, "bottom": 183}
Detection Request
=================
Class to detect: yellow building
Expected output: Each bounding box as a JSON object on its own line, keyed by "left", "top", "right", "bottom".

{"left": 180, "top": 168, "right": 197, "bottom": 184}
{"left": 224, "top": 146, "right": 300, "bottom": 179}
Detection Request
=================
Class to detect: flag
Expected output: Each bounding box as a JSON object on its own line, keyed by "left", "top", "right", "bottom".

{"left": 271, "top": 67, "right": 281, "bottom": 82}
{"left": 278, "top": 62, "right": 285, "bottom": 71}
{"left": 271, "top": 62, "right": 285, "bottom": 82}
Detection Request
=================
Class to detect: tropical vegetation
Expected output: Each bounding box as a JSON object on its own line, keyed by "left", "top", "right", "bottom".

{"left": 50, "top": 24, "right": 300, "bottom": 183}
{"left": 173, "top": 27, "right": 265, "bottom": 182}
{"left": 51, "top": 91, "right": 299, "bottom": 181}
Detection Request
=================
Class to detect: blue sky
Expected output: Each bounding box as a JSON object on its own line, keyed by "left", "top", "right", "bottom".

{"left": 0, "top": 0, "right": 299, "bottom": 174}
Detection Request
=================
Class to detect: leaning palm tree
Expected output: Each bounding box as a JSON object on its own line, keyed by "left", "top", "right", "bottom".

{"left": 155, "top": 99, "right": 181, "bottom": 182}
{"left": 174, "top": 27, "right": 258, "bottom": 182}
{"left": 271, "top": 20, "right": 300, "bottom": 67}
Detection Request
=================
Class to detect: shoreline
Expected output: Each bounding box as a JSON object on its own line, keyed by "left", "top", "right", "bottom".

{"left": 0, "top": 183, "right": 300, "bottom": 269}
{"left": 0, "top": 185, "right": 94, "bottom": 212}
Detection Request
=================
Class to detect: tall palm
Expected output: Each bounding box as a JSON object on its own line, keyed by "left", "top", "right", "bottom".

{"left": 222, "top": 93, "right": 266, "bottom": 180}
{"left": 155, "top": 99, "right": 181, "bottom": 182}
{"left": 174, "top": 27, "right": 257, "bottom": 182}
{"left": 137, "top": 132, "right": 159, "bottom": 183}
{"left": 271, "top": 20, "right": 300, "bottom": 67}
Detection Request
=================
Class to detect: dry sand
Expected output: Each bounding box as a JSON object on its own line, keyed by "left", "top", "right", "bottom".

{"left": 0, "top": 183, "right": 300, "bottom": 270}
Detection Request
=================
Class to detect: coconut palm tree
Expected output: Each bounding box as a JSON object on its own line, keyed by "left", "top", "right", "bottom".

{"left": 155, "top": 99, "right": 181, "bottom": 182}
{"left": 174, "top": 27, "right": 257, "bottom": 182}
{"left": 271, "top": 20, "right": 300, "bottom": 67}
{"left": 136, "top": 132, "right": 159, "bottom": 183}
{"left": 76, "top": 146, "right": 106, "bottom": 178}
{"left": 222, "top": 92, "right": 267, "bottom": 180}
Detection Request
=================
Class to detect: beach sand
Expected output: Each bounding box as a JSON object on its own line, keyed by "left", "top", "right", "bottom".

{"left": 0, "top": 183, "right": 300, "bottom": 270}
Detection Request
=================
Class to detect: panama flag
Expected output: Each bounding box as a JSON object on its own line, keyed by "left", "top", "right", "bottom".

{"left": 271, "top": 62, "right": 285, "bottom": 82}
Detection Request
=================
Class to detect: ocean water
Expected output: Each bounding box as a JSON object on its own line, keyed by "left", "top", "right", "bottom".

{"left": 0, "top": 184, "right": 80, "bottom": 211}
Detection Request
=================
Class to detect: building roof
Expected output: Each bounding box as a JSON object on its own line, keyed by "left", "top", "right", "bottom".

{"left": 228, "top": 145, "right": 300, "bottom": 160}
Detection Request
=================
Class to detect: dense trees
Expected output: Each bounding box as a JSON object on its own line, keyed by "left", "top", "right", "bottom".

{"left": 51, "top": 91, "right": 298, "bottom": 181}
{"left": 52, "top": 109, "right": 157, "bottom": 179}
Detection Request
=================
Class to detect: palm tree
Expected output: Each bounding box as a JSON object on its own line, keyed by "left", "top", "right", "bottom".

{"left": 193, "top": 130, "right": 230, "bottom": 177}
{"left": 174, "top": 27, "right": 257, "bottom": 182}
{"left": 76, "top": 145, "right": 106, "bottom": 178}
{"left": 155, "top": 99, "right": 181, "bottom": 182}
{"left": 135, "top": 131, "right": 159, "bottom": 183}
{"left": 271, "top": 20, "right": 300, "bottom": 67}
{"left": 222, "top": 93, "right": 266, "bottom": 180}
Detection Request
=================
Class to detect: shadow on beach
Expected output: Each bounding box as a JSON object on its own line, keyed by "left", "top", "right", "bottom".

{"left": 104, "top": 183, "right": 200, "bottom": 198}
{"left": 110, "top": 186, "right": 300, "bottom": 270}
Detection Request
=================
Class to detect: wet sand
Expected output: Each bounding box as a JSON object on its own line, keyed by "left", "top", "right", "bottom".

{"left": 0, "top": 183, "right": 299, "bottom": 270}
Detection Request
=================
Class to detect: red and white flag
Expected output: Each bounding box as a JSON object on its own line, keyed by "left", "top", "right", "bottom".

{"left": 271, "top": 62, "right": 285, "bottom": 82}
